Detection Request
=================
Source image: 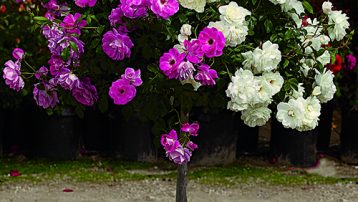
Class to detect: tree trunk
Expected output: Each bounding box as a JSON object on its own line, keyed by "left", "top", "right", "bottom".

{"left": 176, "top": 163, "right": 188, "bottom": 202}
{"left": 176, "top": 110, "right": 189, "bottom": 202}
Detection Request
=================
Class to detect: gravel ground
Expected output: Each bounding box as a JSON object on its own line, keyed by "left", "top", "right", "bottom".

{"left": 1, "top": 179, "right": 358, "bottom": 202}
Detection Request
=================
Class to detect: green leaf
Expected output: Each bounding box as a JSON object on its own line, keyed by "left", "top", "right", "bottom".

{"left": 147, "top": 64, "right": 160, "bottom": 74}
{"left": 264, "top": 19, "right": 273, "bottom": 33}
{"left": 283, "top": 59, "right": 290, "bottom": 68}
{"left": 251, "top": 0, "right": 258, "bottom": 5}
{"left": 302, "top": 0, "right": 314, "bottom": 14}
{"left": 33, "top": 16, "right": 49, "bottom": 21}
{"left": 69, "top": 41, "right": 78, "bottom": 54}
{"left": 61, "top": 48, "right": 71, "bottom": 61}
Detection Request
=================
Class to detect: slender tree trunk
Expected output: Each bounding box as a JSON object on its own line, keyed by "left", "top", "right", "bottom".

{"left": 176, "top": 163, "right": 188, "bottom": 202}
{"left": 176, "top": 110, "right": 189, "bottom": 202}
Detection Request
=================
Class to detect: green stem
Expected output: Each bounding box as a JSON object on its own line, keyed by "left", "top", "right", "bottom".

{"left": 23, "top": 60, "right": 37, "bottom": 73}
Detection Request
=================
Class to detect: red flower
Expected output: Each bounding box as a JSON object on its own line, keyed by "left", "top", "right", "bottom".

{"left": 63, "top": 188, "right": 74, "bottom": 192}
{"left": 10, "top": 170, "right": 21, "bottom": 177}
{"left": 327, "top": 54, "right": 343, "bottom": 74}
{"left": 0, "top": 5, "right": 6, "bottom": 13}
{"left": 301, "top": 16, "right": 309, "bottom": 27}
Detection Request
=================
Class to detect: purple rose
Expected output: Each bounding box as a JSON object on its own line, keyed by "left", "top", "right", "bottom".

{"left": 121, "top": 67, "right": 143, "bottom": 86}
{"left": 60, "top": 13, "right": 87, "bottom": 35}
{"left": 33, "top": 79, "right": 59, "bottom": 109}
{"left": 102, "top": 29, "right": 134, "bottom": 61}
{"left": 43, "top": 0, "right": 69, "bottom": 17}
{"left": 186, "top": 141, "right": 198, "bottom": 151}
{"left": 56, "top": 68, "right": 79, "bottom": 90}
{"left": 168, "top": 146, "right": 191, "bottom": 164}
{"left": 35, "top": 66, "right": 49, "bottom": 80}
{"left": 74, "top": 0, "right": 97, "bottom": 8}
{"left": 120, "top": 0, "right": 148, "bottom": 19}
{"left": 184, "top": 39, "right": 204, "bottom": 64}
{"left": 108, "top": 78, "right": 137, "bottom": 105}
{"left": 72, "top": 78, "right": 98, "bottom": 106}
{"left": 150, "top": 0, "right": 179, "bottom": 19}
{"left": 345, "top": 54, "right": 357, "bottom": 71}
{"left": 159, "top": 48, "right": 185, "bottom": 79}
{"left": 3, "top": 60, "right": 24, "bottom": 92}
{"left": 52, "top": 36, "right": 85, "bottom": 61}
{"left": 12, "top": 48, "right": 25, "bottom": 60}
{"left": 42, "top": 23, "right": 64, "bottom": 40}
{"left": 108, "top": 7, "right": 124, "bottom": 27}
{"left": 198, "top": 27, "right": 226, "bottom": 58}
{"left": 194, "top": 64, "right": 218, "bottom": 86}
{"left": 48, "top": 55, "right": 65, "bottom": 76}
{"left": 160, "top": 129, "right": 179, "bottom": 152}
{"left": 178, "top": 61, "right": 195, "bottom": 81}
{"left": 181, "top": 122, "right": 199, "bottom": 136}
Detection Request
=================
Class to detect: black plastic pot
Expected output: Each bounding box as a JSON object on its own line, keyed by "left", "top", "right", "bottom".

{"left": 236, "top": 117, "right": 259, "bottom": 155}
{"left": 340, "top": 109, "right": 358, "bottom": 164}
{"left": 82, "top": 109, "right": 109, "bottom": 154}
{"left": 270, "top": 119, "right": 318, "bottom": 167}
{"left": 32, "top": 108, "right": 80, "bottom": 160}
{"left": 190, "top": 110, "right": 238, "bottom": 166}
{"left": 109, "top": 112, "right": 156, "bottom": 162}
{"left": 316, "top": 102, "right": 335, "bottom": 152}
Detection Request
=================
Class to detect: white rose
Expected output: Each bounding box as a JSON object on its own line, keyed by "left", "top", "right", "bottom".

{"left": 181, "top": 78, "right": 202, "bottom": 91}
{"left": 177, "top": 34, "right": 188, "bottom": 44}
{"left": 316, "top": 50, "right": 331, "bottom": 66}
{"left": 269, "top": 0, "right": 286, "bottom": 5}
{"left": 276, "top": 97, "right": 305, "bottom": 129}
{"left": 178, "top": 0, "right": 206, "bottom": 13}
{"left": 209, "top": 21, "right": 248, "bottom": 47}
{"left": 241, "top": 105, "right": 272, "bottom": 127}
{"left": 226, "top": 69, "right": 259, "bottom": 111}
{"left": 281, "top": 0, "right": 304, "bottom": 15}
{"left": 297, "top": 96, "right": 321, "bottom": 131}
{"left": 253, "top": 77, "right": 273, "bottom": 104}
{"left": 218, "top": 2, "right": 251, "bottom": 25}
{"left": 180, "top": 24, "right": 192, "bottom": 36}
{"left": 173, "top": 44, "right": 185, "bottom": 53}
{"left": 328, "top": 10, "right": 350, "bottom": 41}
{"left": 289, "top": 83, "right": 305, "bottom": 99}
{"left": 314, "top": 69, "right": 336, "bottom": 103}
{"left": 261, "top": 72, "right": 284, "bottom": 95}
{"left": 300, "top": 58, "right": 315, "bottom": 77}
{"left": 322, "top": 1, "right": 333, "bottom": 14}
{"left": 243, "top": 41, "right": 281, "bottom": 74}
{"left": 311, "top": 86, "right": 321, "bottom": 96}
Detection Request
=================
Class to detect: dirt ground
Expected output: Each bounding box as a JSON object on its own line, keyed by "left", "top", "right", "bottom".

{"left": 1, "top": 179, "right": 358, "bottom": 202}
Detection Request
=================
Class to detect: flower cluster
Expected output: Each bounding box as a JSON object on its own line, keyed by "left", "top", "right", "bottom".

{"left": 161, "top": 122, "right": 199, "bottom": 164}
{"left": 225, "top": 1, "right": 351, "bottom": 131}
{"left": 160, "top": 26, "right": 225, "bottom": 90}
{"left": 208, "top": 2, "right": 251, "bottom": 47}
{"left": 103, "top": 0, "right": 179, "bottom": 61}
{"left": 226, "top": 41, "right": 283, "bottom": 127}
{"left": 109, "top": 67, "right": 143, "bottom": 105}
{"left": 2, "top": 48, "right": 25, "bottom": 92}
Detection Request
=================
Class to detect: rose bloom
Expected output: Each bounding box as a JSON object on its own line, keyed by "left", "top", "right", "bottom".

{"left": 12, "top": 48, "right": 25, "bottom": 60}
{"left": 150, "top": 0, "right": 179, "bottom": 19}
{"left": 72, "top": 78, "right": 98, "bottom": 106}
{"left": 109, "top": 78, "right": 137, "bottom": 105}
{"left": 102, "top": 29, "right": 134, "bottom": 61}
{"left": 159, "top": 47, "right": 185, "bottom": 79}
{"left": 3, "top": 60, "right": 24, "bottom": 92}
{"left": 198, "top": 27, "right": 226, "bottom": 58}
{"left": 74, "top": 0, "right": 97, "bottom": 8}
